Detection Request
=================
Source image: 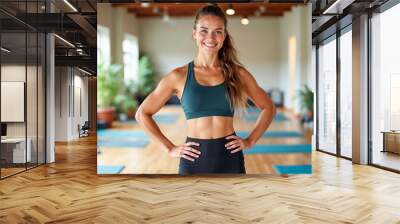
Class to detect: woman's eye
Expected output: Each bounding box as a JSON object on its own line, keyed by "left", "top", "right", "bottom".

{"left": 200, "top": 30, "right": 207, "bottom": 34}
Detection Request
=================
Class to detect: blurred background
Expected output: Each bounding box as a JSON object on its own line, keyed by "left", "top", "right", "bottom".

{"left": 96, "top": 3, "right": 313, "bottom": 174}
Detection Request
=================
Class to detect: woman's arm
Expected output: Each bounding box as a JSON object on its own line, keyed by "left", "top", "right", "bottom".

{"left": 225, "top": 67, "right": 277, "bottom": 152}
{"left": 241, "top": 67, "right": 276, "bottom": 146}
{"left": 135, "top": 70, "right": 179, "bottom": 151}
{"left": 135, "top": 70, "right": 201, "bottom": 161}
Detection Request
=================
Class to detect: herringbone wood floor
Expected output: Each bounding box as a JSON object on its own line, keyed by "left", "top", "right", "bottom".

{"left": 1, "top": 134, "right": 400, "bottom": 223}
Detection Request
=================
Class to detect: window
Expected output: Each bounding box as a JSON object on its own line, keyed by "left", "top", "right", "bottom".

{"left": 371, "top": 2, "right": 400, "bottom": 171}
{"left": 339, "top": 28, "right": 352, "bottom": 158}
{"left": 97, "top": 25, "right": 110, "bottom": 66}
{"left": 122, "top": 34, "right": 139, "bottom": 83}
{"left": 317, "top": 36, "right": 337, "bottom": 154}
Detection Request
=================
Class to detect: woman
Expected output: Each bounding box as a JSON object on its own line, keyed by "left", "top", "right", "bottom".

{"left": 135, "top": 4, "right": 276, "bottom": 174}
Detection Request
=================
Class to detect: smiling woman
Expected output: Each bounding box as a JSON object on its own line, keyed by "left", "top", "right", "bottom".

{"left": 135, "top": 4, "right": 276, "bottom": 174}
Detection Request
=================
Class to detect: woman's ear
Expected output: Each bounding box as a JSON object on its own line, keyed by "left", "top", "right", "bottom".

{"left": 192, "top": 28, "right": 196, "bottom": 40}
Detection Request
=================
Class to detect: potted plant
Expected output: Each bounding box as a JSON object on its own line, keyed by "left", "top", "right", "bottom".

{"left": 124, "top": 80, "right": 140, "bottom": 119}
{"left": 97, "top": 63, "right": 124, "bottom": 128}
{"left": 136, "top": 54, "right": 158, "bottom": 104}
{"left": 114, "top": 93, "right": 138, "bottom": 120}
{"left": 297, "top": 85, "right": 314, "bottom": 123}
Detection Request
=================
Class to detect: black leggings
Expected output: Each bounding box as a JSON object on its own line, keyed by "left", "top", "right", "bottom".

{"left": 178, "top": 133, "right": 246, "bottom": 174}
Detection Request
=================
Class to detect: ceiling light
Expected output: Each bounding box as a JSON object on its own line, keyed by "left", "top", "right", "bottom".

{"left": 63, "top": 0, "right": 78, "bottom": 12}
{"left": 226, "top": 4, "right": 235, "bottom": 16}
{"left": 141, "top": 3, "right": 150, "bottom": 8}
{"left": 241, "top": 16, "right": 249, "bottom": 25}
{"left": 1, "top": 47, "right": 11, "bottom": 53}
{"left": 54, "top": 34, "right": 75, "bottom": 48}
{"left": 163, "top": 9, "right": 170, "bottom": 22}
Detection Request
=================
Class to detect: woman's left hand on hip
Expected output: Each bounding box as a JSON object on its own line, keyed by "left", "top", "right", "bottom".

{"left": 225, "top": 135, "right": 252, "bottom": 153}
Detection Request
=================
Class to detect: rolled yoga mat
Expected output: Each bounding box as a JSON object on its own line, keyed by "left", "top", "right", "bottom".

{"left": 272, "top": 164, "right": 312, "bottom": 174}
{"left": 122, "top": 114, "right": 179, "bottom": 124}
{"left": 236, "top": 131, "right": 303, "bottom": 138}
{"left": 98, "top": 130, "right": 150, "bottom": 148}
{"left": 245, "top": 112, "right": 288, "bottom": 122}
{"left": 97, "top": 140, "right": 149, "bottom": 148}
{"left": 243, "top": 144, "right": 311, "bottom": 154}
{"left": 97, "top": 165, "right": 125, "bottom": 174}
{"left": 98, "top": 130, "right": 149, "bottom": 139}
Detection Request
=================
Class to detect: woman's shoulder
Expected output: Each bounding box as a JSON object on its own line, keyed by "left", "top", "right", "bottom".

{"left": 165, "top": 64, "right": 189, "bottom": 81}
{"left": 235, "top": 65, "right": 257, "bottom": 86}
{"left": 236, "top": 65, "right": 252, "bottom": 78}
{"left": 160, "top": 64, "right": 189, "bottom": 86}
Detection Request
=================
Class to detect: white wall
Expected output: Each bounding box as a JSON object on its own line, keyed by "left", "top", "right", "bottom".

{"left": 279, "top": 5, "right": 312, "bottom": 113}
{"left": 230, "top": 18, "right": 281, "bottom": 90}
{"left": 1, "top": 65, "right": 39, "bottom": 137}
{"left": 138, "top": 17, "right": 281, "bottom": 90}
{"left": 55, "top": 67, "right": 68, "bottom": 141}
{"left": 98, "top": 4, "right": 139, "bottom": 65}
{"left": 1, "top": 64, "right": 46, "bottom": 163}
{"left": 54, "top": 67, "right": 89, "bottom": 141}
{"left": 73, "top": 74, "right": 89, "bottom": 137}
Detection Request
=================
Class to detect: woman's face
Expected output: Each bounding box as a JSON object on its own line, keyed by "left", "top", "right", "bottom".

{"left": 192, "top": 15, "right": 226, "bottom": 55}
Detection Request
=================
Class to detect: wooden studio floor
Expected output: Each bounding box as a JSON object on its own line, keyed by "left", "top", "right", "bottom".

{"left": 0, "top": 131, "right": 400, "bottom": 223}
{"left": 97, "top": 105, "right": 312, "bottom": 174}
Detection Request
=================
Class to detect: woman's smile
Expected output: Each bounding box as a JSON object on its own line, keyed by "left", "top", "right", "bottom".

{"left": 203, "top": 42, "right": 218, "bottom": 49}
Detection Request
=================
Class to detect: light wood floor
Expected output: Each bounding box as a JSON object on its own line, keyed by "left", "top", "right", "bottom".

{"left": 1, "top": 163, "right": 45, "bottom": 178}
{"left": 1, "top": 136, "right": 400, "bottom": 222}
{"left": 98, "top": 106, "right": 311, "bottom": 174}
{"left": 0, "top": 167, "right": 25, "bottom": 177}
{"left": 372, "top": 151, "right": 400, "bottom": 171}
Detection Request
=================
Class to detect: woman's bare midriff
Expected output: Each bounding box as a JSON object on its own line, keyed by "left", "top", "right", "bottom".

{"left": 186, "top": 116, "right": 235, "bottom": 139}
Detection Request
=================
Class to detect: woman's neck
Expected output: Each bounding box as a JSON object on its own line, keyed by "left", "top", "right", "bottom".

{"left": 194, "top": 53, "right": 220, "bottom": 69}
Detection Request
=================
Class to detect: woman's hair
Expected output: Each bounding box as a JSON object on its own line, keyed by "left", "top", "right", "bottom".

{"left": 193, "top": 4, "right": 248, "bottom": 112}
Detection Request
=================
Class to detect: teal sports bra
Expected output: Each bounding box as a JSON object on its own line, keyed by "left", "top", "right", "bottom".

{"left": 180, "top": 61, "right": 234, "bottom": 120}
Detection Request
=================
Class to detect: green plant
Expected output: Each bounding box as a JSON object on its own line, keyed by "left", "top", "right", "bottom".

{"left": 114, "top": 94, "right": 138, "bottom": 114}
{"left": 97, "top": 63, "right": 124, "bottom": 108}
{"left": 297, "top": 85, "right": 314, "bottom": 114}
{"left": 125, "top": 80, "right": 140, "bottom": 99}
{"left": 136, "top": 55, "right": 158, "bottom": 97}
{"left": 114, "top": 80, "right": 139, "bottom": 114}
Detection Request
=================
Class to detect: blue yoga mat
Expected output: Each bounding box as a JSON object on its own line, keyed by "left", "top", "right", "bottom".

{"left": 98, "top": 130, "right": 149, "bottom": 139}
{"left": 245, "top": 113, "right": 288, "bottom": 122}
{"left": 97, "top": 165, "right": 125, "bottom": 174}
{"left": 274, "top": 113, "right": 288, "bottom": 120}
{"left": 153, "top": 114, "right": 179, "bottom": 122}
{"left": 273, "top": 164, "right": 312, "bottom": 174}
{"left": 97, "top": 140, "right": 149, "bottom": 148}
{"left": 243, "top": 144, "right": 311, "bottom": 154}
{"left": 122, "top": 114, "right": 179, "bottom": 124}
{"left": 247, "top": 107, "right": 261, "bottom": 113}
{"left": 237, "top": 131, "right": 303, "bottom": 138}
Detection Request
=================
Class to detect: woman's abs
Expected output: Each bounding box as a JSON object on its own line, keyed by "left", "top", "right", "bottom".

{"left": 186, "top": 116, "right": 234, "bottom": 139}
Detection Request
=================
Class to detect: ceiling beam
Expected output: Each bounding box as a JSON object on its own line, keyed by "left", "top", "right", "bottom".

{"left": 67, "top": 13, "right": 97, "bottom": 39}
{"left": 114, "top": 3, "right": 302, "bottom": 17}
{"left": 128, "top": 9, "right": 285, "bottom": 17}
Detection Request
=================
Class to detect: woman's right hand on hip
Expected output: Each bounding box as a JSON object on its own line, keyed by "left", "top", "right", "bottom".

{"left": 169, "top": 142, "right": 201, "bottom": 161}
